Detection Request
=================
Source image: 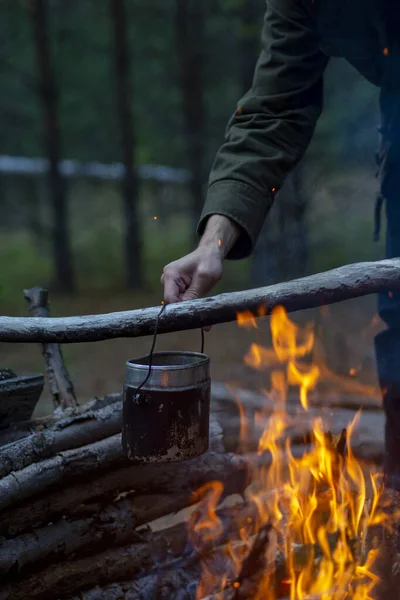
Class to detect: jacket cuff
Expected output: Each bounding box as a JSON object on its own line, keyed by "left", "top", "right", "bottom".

{"left": 197, "top": 180, "right": 273, "bottom": 260}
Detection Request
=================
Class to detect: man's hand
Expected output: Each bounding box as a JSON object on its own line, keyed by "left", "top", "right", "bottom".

{"left": 162, "top": 215, "right": 241, "bottom": 304}
{"left": 162, "top": 246, "right": 223, "bottom": 303}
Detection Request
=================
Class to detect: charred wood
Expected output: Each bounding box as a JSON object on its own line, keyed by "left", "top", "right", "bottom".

{"left": 0, "top": 501, "right": 258, "bottom": 600}
{"left": 0, "top": 494, "right": 194, "bottom": 578}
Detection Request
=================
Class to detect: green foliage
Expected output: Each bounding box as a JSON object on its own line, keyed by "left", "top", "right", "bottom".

{"left": 0, "top": 232, "right": 51, "bottom": 305}
{"left": 0, "top": 0, "right": 383, "bottom": 304}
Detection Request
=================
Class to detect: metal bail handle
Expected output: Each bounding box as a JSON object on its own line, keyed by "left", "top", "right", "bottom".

{"left": 134, "top": 303, "right": 205, "bottom": 399}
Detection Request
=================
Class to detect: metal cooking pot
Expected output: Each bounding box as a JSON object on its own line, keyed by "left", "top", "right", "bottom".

{"left": 122, "top": 351, "right": 210, "bottom": 463}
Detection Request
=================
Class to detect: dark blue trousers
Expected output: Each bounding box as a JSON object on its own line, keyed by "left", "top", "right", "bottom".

{"left": 374, "top": 72, "right": 400, "bottom": 487}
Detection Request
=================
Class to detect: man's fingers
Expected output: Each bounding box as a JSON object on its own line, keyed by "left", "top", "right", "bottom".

{"left": 163, "top": 272, "right": 181, "bottom": 304}
{"left": 182, "top": 270, "right": 215, "bottom": 302}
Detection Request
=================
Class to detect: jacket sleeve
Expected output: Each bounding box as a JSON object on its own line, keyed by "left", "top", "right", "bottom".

{"left": 197, "top": 0, "right": 328, "bottom": 259}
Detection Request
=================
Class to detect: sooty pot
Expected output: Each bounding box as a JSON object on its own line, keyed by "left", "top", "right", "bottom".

{"left": 122, "top": 351, "right": 210, "bottom": 463}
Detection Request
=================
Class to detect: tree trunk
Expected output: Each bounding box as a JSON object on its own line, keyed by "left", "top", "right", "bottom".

{"left": 276, "top": 166, "right": 309, "bottom": 281}
{"left": 30, "top": 0, "right": 74, "bottom": 293}
{"left": 251, "top": 166, "right": 309, "bottom": 287}
{"left": 21, "top": 177, "right": 45, "bottom": 254}
{"left": 109, "top": 0, "right": 142, "bottom": 289}
{"left": 176, "top": 0, "right": 206, "bottom": 246}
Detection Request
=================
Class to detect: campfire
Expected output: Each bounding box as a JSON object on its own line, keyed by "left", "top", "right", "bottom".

{"left": 1, "top": 264, "right": 400, "bottom": 600}
{"left": 189, "top": 307, "right": 392, "bottom": 600}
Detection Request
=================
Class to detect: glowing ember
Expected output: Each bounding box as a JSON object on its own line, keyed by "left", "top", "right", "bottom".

{"left": 190, "top": 306, "right": 393, "bottom": 599}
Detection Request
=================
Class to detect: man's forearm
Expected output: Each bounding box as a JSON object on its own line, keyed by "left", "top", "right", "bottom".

{"left": 198, "top": 214, "right": 241, "bottom": 259}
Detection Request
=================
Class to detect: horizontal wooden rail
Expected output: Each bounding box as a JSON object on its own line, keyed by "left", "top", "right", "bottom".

{"left": 0, "top": 259, "right": 398, "bottom": 343}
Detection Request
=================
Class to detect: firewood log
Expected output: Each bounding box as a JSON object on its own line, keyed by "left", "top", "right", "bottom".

{"left": 0, "top": 393, "right": 121, "bottom": 448}
{"left": 24, "top": 286, "right": 77, "bottom": 408}
{"left": 0, "top": 259, "right": 399, "bottom": 343}
{"left": 0, "top": 396, "right": 122, "bottom": 479}
{"left": 0, "top": 501, "right": 258, "bottom": 600}
{"left": 0, "top": 417, "right": 227, "bottom": 513}
{"left": 0, "top": 494, "right": 193, "bottom": 577}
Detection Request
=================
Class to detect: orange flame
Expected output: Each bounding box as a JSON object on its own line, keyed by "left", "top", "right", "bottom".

{"left": 237, "top": 311, "right": 258, "bottom": 329}
{"left": 236, "top": 306, "right": 267, "bottom": 329}
{"left": 190, "top": 306, "right": 391, "bottom": 599}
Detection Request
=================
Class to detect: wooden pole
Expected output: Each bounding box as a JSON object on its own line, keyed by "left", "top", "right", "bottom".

{"left": 24, "top": 286, "right": 77, "bottom": 407}
{"left": 0, "top": 259, "right": 398, "bottom": 344}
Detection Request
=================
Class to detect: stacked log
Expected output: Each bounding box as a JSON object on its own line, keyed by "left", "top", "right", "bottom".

{"left": 0, "top": 381, "right": 386, "bottom": 600}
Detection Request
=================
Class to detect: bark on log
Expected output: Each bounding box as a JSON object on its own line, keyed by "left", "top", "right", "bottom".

{"left": 0, "top": 445, "right": 313, "bottom": 540}
{"left": 24, "top": 286, "right": 77, "bottom": 408}
{"left": 212, "top": 381, "right": 381, "bottom": 413}
{"left": 0, "top": 501, "right": 257, "bottom": 600}
{"left": 0, "top": 375, "right": 44, "bottom": 431}
{"left": 0, "top": 417, "right": 240, "bottom": 513}
{"left": 212, "top": 384, "right": 384, "bottom": 461}
{"left": 0, "top": 523, "right": 188, "bottom": 599}
{"left": 0, "top": 395, "right": 122, "bottom": 479}
{"left": 0, "top": 393, "right": 120, "bottom": 447}
{"left": 0, "top": 493, "right": 195, "bottom": 577}
{"left": 0, "top": 259, "right": 398, "bottom": 343}
{"left": 74, "top": 571, "right": 201, "bottom": 600}
{"left": 0, "top": 433, "right": 126, "bottom": 512}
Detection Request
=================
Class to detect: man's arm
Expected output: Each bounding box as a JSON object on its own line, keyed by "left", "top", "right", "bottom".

{"left": 199, "top": 0, "right": 328, "bottom": 259}
{"left": 163, "top": 0, "right": 328, "bottom": 302}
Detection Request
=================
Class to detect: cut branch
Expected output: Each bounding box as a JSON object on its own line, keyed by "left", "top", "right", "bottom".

{"left": 0, "top": 501, "right": 262, "bottom": 600}
{"left": 0, "top": 447, "right": 249, "bottom": 538}
{"left": 0, "top": 395, "right": 122, "bottom": 479}
{"left": 24, "top": 286, "right": 77, "bottom": 407}
{"left": 0, "top": 417, "right": 247, "bottom": 514}
{"left": 0, "top": 494, "right": 194, "bottom": 577}
{"left": 0, "top": 434, "right": 125, "bottom": 512}
{"left": 0, "top": 393, "right": 120, "bottom": 447}
{"left": 0, "top": 259, "right": 398, "bottom": 343}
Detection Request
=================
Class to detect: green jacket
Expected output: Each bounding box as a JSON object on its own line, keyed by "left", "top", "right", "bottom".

{"left": 198, "top": 0, "right": 393, "bottom": 259}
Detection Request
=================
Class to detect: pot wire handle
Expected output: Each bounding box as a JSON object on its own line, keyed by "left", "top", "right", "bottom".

{"left": 134, "top": 302, "right": 205, "bottom": 399}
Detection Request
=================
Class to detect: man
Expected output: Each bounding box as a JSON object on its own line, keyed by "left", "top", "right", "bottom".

{"left": 162, "top": 0, "right": 400, "bottom": 487}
